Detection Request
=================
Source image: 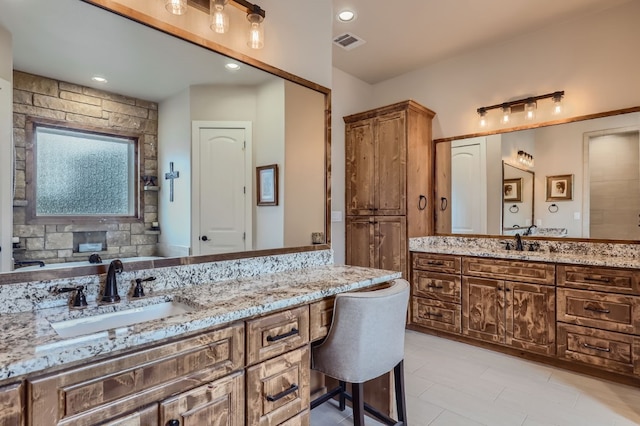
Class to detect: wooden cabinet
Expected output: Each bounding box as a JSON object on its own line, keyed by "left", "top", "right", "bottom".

{"left": 99, "top": 405, "right": 158, "bottom": 426}
{"left": 410, "top": 253, "right": 462, "bottom": 333}
{"left": 462, "top": 277, "right": 556, "bottom": 355}
{"left": 309, "top": 298, "right": 334, "bottom": 342}
{"left": 557, "top": 264, "right": 640, "bottom": 374}
{"left": 345, "top": 100, "right": 435, "bottom": 279}
{"left": 0, "top": 382, "right": 24, "bottom": 426}
{"left": 27, "top": 323, "right": 244, "bottom": 426}
{"left": 159, "top": 372, "right": 244, "bottom": 426}
{"left": 246, "top": 346, "right": 310, "bottom": 426}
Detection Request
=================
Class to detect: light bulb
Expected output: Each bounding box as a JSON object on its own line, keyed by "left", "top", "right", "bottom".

{"left": 478, "top": 109, "right": 488, "bottom": 128}
{"left": 210, "top": 0, "right": 229, "bottom": 33}
{"left": 552, "top": 92, "right": 563, "bottom": 115}
{"left": 501, "top": 105, "right": 511, "bottom": 124}
{"left": 525, "top": 99, "right": 536, "bottom": 121}
{"left": 247, "top": 12, "right": 264, "bottom": 49}
{"left": 165, "top": 0, "right": 187, "bottom": 15}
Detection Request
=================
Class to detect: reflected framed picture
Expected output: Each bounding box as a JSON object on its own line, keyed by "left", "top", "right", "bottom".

{"left": 503, "top": 178, "right": 522, "bottom": 202}
{"left": 257, "top": 164, "right": 278, "bottom": 206}
{"left": 546, "top": 174, "right": 573, "bottom": 201}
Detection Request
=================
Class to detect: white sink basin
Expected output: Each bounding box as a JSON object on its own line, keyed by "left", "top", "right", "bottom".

{"left": 50, "top": 301, "right": 195, "bottom": 338}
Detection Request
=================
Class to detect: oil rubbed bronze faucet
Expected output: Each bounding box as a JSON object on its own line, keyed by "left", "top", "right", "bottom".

{"left": 102, "top": 259, "right": 123, "bottom": 304}
{"left": 515, "top": 234, "right": 524, "bottom": 251}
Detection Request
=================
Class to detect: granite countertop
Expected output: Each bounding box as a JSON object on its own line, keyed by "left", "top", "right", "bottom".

{"left": 410, "top": 244, "right": 640, "bottom": 269}
{"left": 0, "top": 265, "right": 400, "bottom": 382}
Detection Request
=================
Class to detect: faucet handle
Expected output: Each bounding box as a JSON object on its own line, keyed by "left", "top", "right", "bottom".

{"left": 133, "top": 276, "right": 156, "bottom": 298}
{"left": 528, "top": 242, "right": 540, "bottom": 252}
{"left": 505, "top": 242, "right": 512, "bottom": 250}
{"left": 52, "top": 285, "right": 89, "bottom": 309}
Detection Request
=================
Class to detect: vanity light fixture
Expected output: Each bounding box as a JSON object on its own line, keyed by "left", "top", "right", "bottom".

{"left": 476, "top": 90, "right": 565, "bottom": 127}
{"left": 166, "top": 0, "right": 267, "bottom": 49}
{"left": 517, "top": 150, "right": 534, "bottom": 167}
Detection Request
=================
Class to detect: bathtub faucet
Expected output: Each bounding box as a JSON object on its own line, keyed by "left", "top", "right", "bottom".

{"left": 14, "top": 260, "right": 45, "bottom": 269}
{"left": 101, "top": 259, "right": 123, "bottom": 304}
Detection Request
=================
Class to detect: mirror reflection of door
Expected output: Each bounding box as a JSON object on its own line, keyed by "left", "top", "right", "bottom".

{"left": 587, "top": 129, "right": 640, "bottom": 240}
{"left": 451, "top": 138, "right": 487, "bottom": 234}
{"left": 194, "top": 123, "right": 252, "bottom": 255}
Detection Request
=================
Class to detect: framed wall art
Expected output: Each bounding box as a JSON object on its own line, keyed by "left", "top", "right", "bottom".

{"left": 256, "top": 164, "right": 278, "bottom": 206}
{"left": 546, "top": 174, "right": 573, "bottom": 201}
{"left": 503, "top": 178, "right": 522, "bottom": 202}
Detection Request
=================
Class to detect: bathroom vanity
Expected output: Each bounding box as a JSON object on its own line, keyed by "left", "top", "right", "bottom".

{"left": 408, "top": 236, "right": 640, "bottom": 386}
{"left": 0, "top": 258, "right": 400, "bottom": 425}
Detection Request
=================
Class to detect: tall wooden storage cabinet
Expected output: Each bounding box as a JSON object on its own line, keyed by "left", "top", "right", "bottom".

{"left": 345, "top": 100, "right": 435, "bottom": 278}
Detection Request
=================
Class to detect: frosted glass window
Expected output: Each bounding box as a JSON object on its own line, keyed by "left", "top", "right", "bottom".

{"left": 35, "top": 126, "right": 136, "bottom": 216}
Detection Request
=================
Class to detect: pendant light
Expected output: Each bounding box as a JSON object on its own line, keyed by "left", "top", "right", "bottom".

{"left": 247, "top": 10, "right": 265, "bottom": 49}
{"left": 210, "top": 0, "right": 230, "bottom": 34}
{"left": 165, "top": 0, "right": 187, "bottom": 15}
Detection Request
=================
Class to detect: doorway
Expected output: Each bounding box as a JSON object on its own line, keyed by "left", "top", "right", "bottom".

{"left": 451, "top": 137, "right": 487, "bottom": 234}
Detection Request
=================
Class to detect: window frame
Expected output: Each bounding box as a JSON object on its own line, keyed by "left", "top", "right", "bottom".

{"left": 25, "top": 117, "right": 144, "bottom": 225}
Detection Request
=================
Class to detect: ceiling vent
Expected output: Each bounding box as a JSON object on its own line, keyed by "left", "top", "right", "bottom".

{"left": 333, "top": 33, "right": 366, "bottom": 51}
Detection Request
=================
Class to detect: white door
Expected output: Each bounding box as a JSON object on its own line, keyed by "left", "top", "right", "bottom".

{"left": 451, "top": 138, "right": 487, "bottom": 234}
{"left": 192, "top": 122, "right": 252, "bottom": 255}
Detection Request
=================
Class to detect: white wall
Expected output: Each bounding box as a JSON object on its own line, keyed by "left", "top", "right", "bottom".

{"left": 255, "top": 79, "right": 285, "bottom": 249}
{"left": 0, "top": 26, "right": 11, "bottom": 270}
{"left": 283, "top": 81, "right": 325, "bottom": 247}
{"left": 486, "top": 135, "right": 502, "bottom": 234}
{"left": 370, "top": 1, "right": 640, "bottom": 139}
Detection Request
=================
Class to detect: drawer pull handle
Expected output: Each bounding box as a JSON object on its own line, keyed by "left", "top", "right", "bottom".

{"left": 425, "top": 261, "right": 445, "bottom": 266}
{"left": 584, "top": 276, "right": 610, "bottom": 283}
{"left": 266, "top": 328, "right": 299, "bottom": 342}
{"left": 583, "top": 343, "right": 611, "bottom": 352}
{"left": 584, "top": 306, "right": 611, "bottom": 314}
{"left": 427, "top": 284, "right": 444, "bottom": 289}
{"left": 266, "top": 383, "right": 299, "bottom": 402}
{"left": 428, "top": 312, "right": 443, "bottom": 318}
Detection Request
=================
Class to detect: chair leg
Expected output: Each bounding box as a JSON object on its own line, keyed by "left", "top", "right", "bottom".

{"left": 339, "top": 380, "right": 347, "bottom": 411}
{"left": 352, "top": 382, "right": 365, "bottom": 426}
{"left": 394, "top": 360, "right": 407, "bottom": 424}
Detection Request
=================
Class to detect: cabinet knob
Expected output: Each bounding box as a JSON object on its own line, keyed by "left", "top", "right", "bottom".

{"left": 167, "top": 420, "right": 180, "bottom": 426}
{"left": 201, "top": 235, "right": 209, "bottom": 241}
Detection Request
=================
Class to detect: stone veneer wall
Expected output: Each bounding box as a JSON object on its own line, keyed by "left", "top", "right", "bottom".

{"left": 12, "top": 71, "right": 159, "bottom": 265}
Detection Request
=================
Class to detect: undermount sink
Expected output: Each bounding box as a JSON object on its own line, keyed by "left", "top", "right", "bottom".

{"left": 50, "top": 301, "right": 195, "bottom": 338}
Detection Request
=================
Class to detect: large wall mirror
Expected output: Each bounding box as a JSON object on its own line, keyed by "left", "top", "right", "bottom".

{"left": 435, "top": 109, "right": 640, "bottom": 241}
{"left": 0, "top": 0, "right": 330, "bottom": 281}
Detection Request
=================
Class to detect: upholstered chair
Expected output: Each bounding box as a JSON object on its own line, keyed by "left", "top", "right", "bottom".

{"left": 310, "top": 278, "right": 410, "bottom": 426}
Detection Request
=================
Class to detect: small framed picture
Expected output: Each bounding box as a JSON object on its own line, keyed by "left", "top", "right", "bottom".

{"left": 503, "top": 178, "right": 522, "bottom": 202}
{"left": 256, "top": 164, "right": 278, "bottom": 206}
{"left": 546, "top": 174, "right": 573, "bottom": 201}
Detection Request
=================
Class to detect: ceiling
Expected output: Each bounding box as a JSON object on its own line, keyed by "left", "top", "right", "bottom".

{"left": 331, "top": 0, "right": 630, "bottom": 84}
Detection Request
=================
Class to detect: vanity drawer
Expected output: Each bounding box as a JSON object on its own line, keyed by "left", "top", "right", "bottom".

{"left": 557, "top": 288, "right": 640, "bottom": 334}
{"left": 246, "top": 346, "right": 310, "bottom": 426}
{"left": 279, "top": 410, "right": 310, "bottom": 426}
{"left": 27, "top": 323, "right": 244, "bottom": 426}
{"left": 247, "top": 306, "right": 310, "bottom": 365}
{"left": 412, "top": 297, "right": 461, "bottom": 334}
{"left": 558, "top": 265, "right": 640, "bottom": 294}
{"left": 309, "top": 298, "right": 334, "bottom": 342}
{"left": 412, "top": 253, "right": 461, "bottom": 274}
{"left": 557, "top": 323, "right": 640, "bottom": 375}
{"left": 413, "top": 271, "right": 461, "bottom": 303}
{"left": 462, "top": 257, "right": 555, "bottom": 285}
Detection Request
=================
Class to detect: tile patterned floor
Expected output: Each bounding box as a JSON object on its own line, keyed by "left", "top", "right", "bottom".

{"left": 310, "top": 330, "right": 640, "bottom": 425}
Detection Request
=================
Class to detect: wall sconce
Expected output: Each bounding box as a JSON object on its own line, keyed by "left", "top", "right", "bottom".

{"left": 517, "top": 150, "right": 534, "bottom": 167}
{"left": 477, "top": 91, "right": 564, "bottom": 127}
{"left": 165, "top": 0, "right": 267, "bottom": 49}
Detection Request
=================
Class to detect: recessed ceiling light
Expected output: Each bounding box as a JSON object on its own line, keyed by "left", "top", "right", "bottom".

{"left": 337, "top": 9, "right": 356, "bottom": 22}
{"left": 91, "top": 75, "right": 108, "bottom": 83}
{"left": 225, "top": 63, "right": 240, "bottom": 71}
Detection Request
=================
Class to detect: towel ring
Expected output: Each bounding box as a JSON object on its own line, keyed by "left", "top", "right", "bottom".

{"left": 509, "top": 204, "right": 519, "bottom": 213}
{"left": 548, "top": 203, "right": 559, "bottom": 213}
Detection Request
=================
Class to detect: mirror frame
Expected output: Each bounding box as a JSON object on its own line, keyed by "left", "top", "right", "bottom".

{"left": 433, "top": 105, "right": 640, "bottom": 243}
{"left": 0, "top": 0, "right": 332, "bottom": 285}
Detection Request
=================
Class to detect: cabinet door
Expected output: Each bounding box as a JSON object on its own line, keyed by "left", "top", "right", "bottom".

{"left": 160, "top": 372, "right": 244, "bottom": 426}
{"left": 375, "top": 216, "right": 407, "bottom": 278}
{"left": 376, "top": 111, "right": 406, "bottom": 215}
{"left": 462, "top": 277, "right": 505, "bottom": 343}
{"left": 345, "top": 216, "right": 375, "bottom": 268}
{"left": 0, "top": 382, "right": 23, "bottom": 426}
{"left": 346, "top": 119, "right": 375, "bottom": 215}
{"left": 505, "top": 282, "right": 556, "bottom": 356}
{"left": 99, "top": 405, "right": 158, "bottom": 426}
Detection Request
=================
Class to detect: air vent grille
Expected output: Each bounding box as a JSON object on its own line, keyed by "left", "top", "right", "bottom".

{"left": 333, "top": 33, "right": 366, "bottom": 51}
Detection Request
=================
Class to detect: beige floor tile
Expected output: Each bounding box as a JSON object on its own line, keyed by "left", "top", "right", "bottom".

{"left": 429, "top": 410, "right": 486, "bottom": 426}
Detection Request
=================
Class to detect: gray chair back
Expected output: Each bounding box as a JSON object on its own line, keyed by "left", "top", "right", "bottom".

{"left": 312, "top": 279, "right": 410, "bottom": 383}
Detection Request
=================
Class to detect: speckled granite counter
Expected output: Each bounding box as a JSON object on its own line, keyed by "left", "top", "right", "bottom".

{"left": 410, "top": 236, "right": 640, "bottom": 269}
{"left": 0, "top": 265, "right": 400, "bottom": 381}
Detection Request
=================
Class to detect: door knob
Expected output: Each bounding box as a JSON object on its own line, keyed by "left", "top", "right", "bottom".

{"left": 167, "top": 420, "right": 180, "bottom": 426}
{"left": 201, "top": 235, "right": 209, "bottom": 241}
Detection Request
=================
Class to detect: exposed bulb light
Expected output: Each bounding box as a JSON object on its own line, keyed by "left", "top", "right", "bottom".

{"left": 225, "top": 62, "right": 240, "bottom": 71}
{"left": 478, "top": 108, "right": 488, "bottom": 128}
{"left": 210, "top": 0, "right": 230, "bottom": 33}
{"left": 525, "top": 99, "right": 536, "bottom": 121}
{"left": 552, "top": 91, "right": 563, "bottom": 115}
{"left": 517, "top": 150, "right": 534, "bottom": 167}
{"left": 247, "top": 11, "right": 264, "bottom": 49}
{"left": 501, "top": 105, "right": 511, "bottom": 124}
{"left": 337, "top": 10, "right": 356, "bottom": 22}
{"left": 165, "top": 0, "right": 187, "bottom": 15}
